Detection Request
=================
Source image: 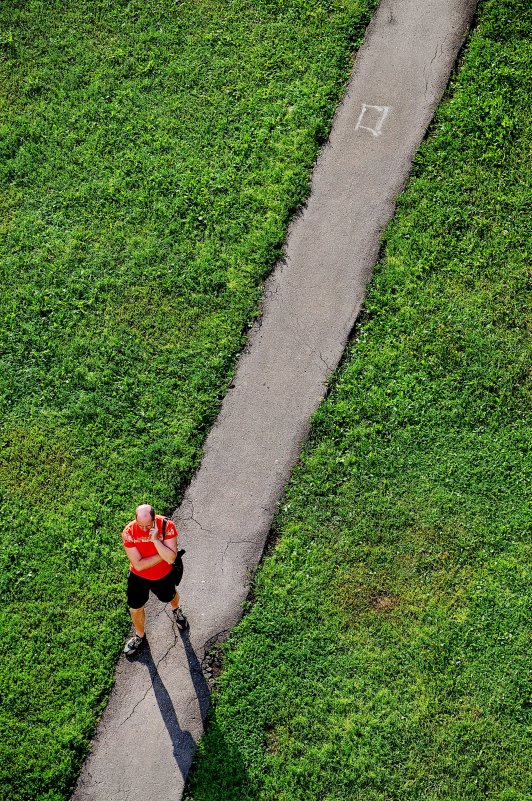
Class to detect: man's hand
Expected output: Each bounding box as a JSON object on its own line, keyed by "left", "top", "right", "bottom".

{"left": 151, "top": 530, "right": 177, "bottom": 564}
{"left": 149, "top": 525, "right": 159, "bottom": 543}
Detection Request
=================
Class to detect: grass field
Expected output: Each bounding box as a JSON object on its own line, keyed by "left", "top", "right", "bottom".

{"left": 0, "top": 1, "right": 379, "bottom": 799}
{"left": 185, "top": 0, "right": 532, "bottom": 798}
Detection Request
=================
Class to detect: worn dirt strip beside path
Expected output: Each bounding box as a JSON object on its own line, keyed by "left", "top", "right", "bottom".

{"left": 73, "top": 1, "right": 476, "bottom": 798}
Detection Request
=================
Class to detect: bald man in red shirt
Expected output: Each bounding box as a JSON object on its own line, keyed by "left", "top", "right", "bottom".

{"left": 122, "top": 503, "right": 188, "bottom": 655}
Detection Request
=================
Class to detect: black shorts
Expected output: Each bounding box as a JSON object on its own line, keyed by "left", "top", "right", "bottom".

{"left": 127, "top": 569, "right": 177, "bottom": 609}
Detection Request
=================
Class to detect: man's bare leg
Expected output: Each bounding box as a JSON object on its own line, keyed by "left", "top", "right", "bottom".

{"left": 130, "top": 606, "right": 145, "bottom": 637}
{"left": 170, "top": 591, "right": 179, "bottom": 610}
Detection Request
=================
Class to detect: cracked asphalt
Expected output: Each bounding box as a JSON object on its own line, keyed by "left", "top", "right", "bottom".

{"left": 72, "top": 0, "right": 477, "bottom": 798}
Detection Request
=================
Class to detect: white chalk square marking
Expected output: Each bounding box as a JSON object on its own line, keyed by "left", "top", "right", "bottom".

{"left": 355, "top": 103, "right": 391, "bottom": 137}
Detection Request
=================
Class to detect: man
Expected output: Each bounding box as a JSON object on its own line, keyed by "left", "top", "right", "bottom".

{"left": 122, "top": 503, "right": 188, "bottom": 656}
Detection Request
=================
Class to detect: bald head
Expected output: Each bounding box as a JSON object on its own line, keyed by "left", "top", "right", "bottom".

{"left": 135, "top": 504, "right": 155, "bottom": 528}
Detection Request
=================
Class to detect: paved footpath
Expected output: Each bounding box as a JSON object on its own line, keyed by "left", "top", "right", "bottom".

{"left": 73, "top": 1, "right": 476, "bottom": 798}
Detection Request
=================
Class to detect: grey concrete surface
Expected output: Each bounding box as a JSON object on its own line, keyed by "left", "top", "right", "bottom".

{"left": 72, "top": 0, "right": 477, "bottom": 798}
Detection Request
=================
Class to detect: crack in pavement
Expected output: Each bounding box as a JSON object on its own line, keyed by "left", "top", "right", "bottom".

{"left": 220, "top": 538, "right": 260, "bottom": 573}
{"left": 275, "top": 292, "right": 311, "bottom": 352}
{"left": 316, "top": 350, "right": 333, "bottom": 373}
{"left": 203, "top": 629, "right": 231, "bottom": 653}
{"left": 424, "top": 38, "right": 448, "bottom": 98}
{"left": 178, "top": 497, "right": 214, "bottom": 538}
{"left": 263, "top": 278, "right": 282, "bottom": 303}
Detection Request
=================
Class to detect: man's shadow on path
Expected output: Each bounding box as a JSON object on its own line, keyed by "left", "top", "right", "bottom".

{"left": 179, "top": 631, "right": 256, "bottom": 800}
{"left": 133, "top": 629, "right": 254, "bottom": 797}
{"left": 134, "top": 630, "right": 210, "bottom": 779}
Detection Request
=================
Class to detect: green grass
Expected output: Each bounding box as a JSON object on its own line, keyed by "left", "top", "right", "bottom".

{"left": 185, "top": 1, "right": 532, "bottom": 799}
{"left": 0, "top": 1, "right": 379, "bottom": 799}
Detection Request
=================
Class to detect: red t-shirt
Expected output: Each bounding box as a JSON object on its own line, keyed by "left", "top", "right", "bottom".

{"left": 122, "top": 514, "right": 178, "bottom": 580}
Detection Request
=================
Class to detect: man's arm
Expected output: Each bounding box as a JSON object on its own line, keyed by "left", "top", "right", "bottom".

{"left": 122, "top": 544, "right": 163, "bottom": 572}
{"left": 150, "top": 528, "right": 177, "bottom": 564}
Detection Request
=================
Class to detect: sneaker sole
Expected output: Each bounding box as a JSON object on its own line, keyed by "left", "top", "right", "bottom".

{"left": 124, "top": 639, "right": 145, "bottom": 655}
